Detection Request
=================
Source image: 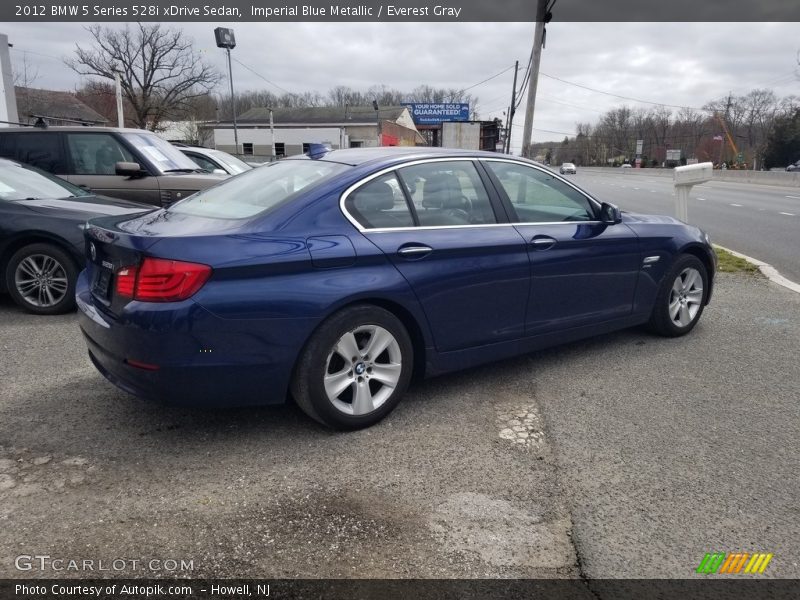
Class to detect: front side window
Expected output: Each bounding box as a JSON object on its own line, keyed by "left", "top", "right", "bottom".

{"left": 168, "top": 158, "right": 348, "bottom": 219}
{"left": 184, "top": 152, "right": 218, "bottom": 173}
{"left": 66, "top": 133, "right": 136, "bottom": 175}
{"left": 397, "top": 161, "right": 497, "bottom": 226}
{"left": 485, "top": 161, "right": 595, "bottom": 223}
{"left": 345, "top": 173, "right": 414, "bottom": 229}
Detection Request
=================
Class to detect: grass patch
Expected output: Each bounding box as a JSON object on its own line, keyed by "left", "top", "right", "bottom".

{"left": 714, "top": 246, "right": 760, "bottom": 273}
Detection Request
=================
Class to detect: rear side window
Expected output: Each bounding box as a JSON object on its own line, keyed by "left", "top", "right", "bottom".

{"left": 14, "top": 133, "right": 66, "bottom": 174}
{"left": 398, "top": 161, "right": 497, "bottom": 226}
{"left": 345, "top": 173, "right": 414, "bottom": 229}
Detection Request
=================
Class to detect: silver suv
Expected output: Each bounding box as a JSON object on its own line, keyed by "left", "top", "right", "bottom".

{"left": 0, "top": 127, "right": 227, "bottom": 205}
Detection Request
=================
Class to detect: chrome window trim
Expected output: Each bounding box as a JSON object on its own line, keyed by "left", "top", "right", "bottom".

{"left": 339, "top": 156, "right": 604, "bottom": 232}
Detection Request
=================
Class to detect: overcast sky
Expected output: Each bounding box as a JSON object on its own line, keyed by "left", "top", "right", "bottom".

{"left": 2, "top": 21, "right": 798, "bottom": 151}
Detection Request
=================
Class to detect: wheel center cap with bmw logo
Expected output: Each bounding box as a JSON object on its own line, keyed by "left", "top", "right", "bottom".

{"left": 355, "top": 362, "right": 366, "bottom": 375}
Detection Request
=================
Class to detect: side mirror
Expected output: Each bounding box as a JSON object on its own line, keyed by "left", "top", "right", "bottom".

{"left": 115, "top": 161, "right": 144, "bottom": 177}
{"left": 212, "top": 168, "right": 227, "bottom": 175}
{"left": 599, "top": 202, "right": 622, "bottom": 225}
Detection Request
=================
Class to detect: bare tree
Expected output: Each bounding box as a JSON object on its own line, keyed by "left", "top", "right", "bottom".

{"left": 13, "top": 52, "right": 40, "bottom": 88}
{"left": 66, "top": 24, "right": 221, "bottom": 131}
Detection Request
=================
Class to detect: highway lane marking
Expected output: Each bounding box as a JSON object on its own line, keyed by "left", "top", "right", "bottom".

{"left": 697, "top": 197, "right": 706, "bottom": 201}
{"left": 730, "top": 203, "right": 743, "bottom": 207}
{"left": 786, "top": 195, "right": 800, "bottom": 199}
{"left": 779, "top": 212, "right": 796, "bottom": 216}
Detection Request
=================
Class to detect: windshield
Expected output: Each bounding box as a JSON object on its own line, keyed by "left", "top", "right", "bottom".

{"left": 122, "top": 132, "right": 200, "bottom": 173}
{"left": 168, "top": 159, "right": 349, "bottom": 219}
{"left": 0, "top": 162, "right": 91, "bottom": 201}
{"left": 207, "top": 150, "right": 252, "bottom": 174}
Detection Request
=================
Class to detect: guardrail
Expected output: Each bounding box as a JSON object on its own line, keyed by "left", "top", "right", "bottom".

{"left": 578, "top": 167, "right": 800, "bottom": 188}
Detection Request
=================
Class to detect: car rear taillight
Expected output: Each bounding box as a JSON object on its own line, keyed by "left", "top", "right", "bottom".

{"left": 115, "top": 258, "right": 211, "bottom": 302}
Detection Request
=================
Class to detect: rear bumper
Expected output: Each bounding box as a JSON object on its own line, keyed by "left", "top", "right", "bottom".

{"left": 75, "top": 271, "right": 314, "bottom": 408}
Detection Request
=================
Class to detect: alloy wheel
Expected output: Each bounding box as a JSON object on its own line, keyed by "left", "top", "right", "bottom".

{"left": 668, "top": 267, "right": 704, "bottom": 328}
{"left": 324, "top": 325, "right": 402, "bottom": 416}
{"left": 14, "top": 253, "right": 69, "bottom": 308}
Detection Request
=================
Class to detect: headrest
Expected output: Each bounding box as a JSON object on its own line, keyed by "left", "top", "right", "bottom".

{"left": 422, "top": 173, "right": 461, "bottom": 209}
{"left": 356, "top": 181, "right": 395, "bottom": 211}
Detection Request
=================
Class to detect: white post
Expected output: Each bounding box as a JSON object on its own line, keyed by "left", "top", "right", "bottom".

{"left": 269, "top": 108, "right": 276, "bottom": 161}
{"left": 673, "top": 162, "right": 713, "bottom": 223}
{"left": 675, "top": 185, "right": 691, "bottom": 222}
{"left": 114, "top": 71, "right": 124, "bottom": 128}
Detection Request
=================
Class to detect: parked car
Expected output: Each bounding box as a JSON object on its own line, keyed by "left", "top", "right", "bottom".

{"left": 560, "top": 162, "right": 577, "bottom": 174}
{"left": 0, "top": 127, "right": 228, "bottom": 205}
{"left": 176, "top": 145, "right": 253, "bottom": 176}
{"left": 785, "top": 160, "right": 800, "bottom": 172}
{"left": 0, "top": 158, "right": 150, "bottom": 314}
{"left": 620, "top": 163, "right": 633, "bottom": 168}
{"left": 77, "top": 147, "right": 716, "bottom": 429}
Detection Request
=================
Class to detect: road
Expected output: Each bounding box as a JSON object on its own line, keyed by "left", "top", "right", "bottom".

{"left": 1, "top": 271, "right": 798, "bottom": 587}
{"left": 568, "top": 169, "right": 800, "bottom": 284}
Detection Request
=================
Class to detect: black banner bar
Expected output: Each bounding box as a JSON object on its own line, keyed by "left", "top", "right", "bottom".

{"left": 2, "top": 579, "right": 800, "bottom": 600}
{"left": 0, "top": 0, "right": 798, "bottom": 22}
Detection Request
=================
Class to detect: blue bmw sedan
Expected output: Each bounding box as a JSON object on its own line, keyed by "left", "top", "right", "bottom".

{"left": 76, "top": 147, "right": 716, "bottom": 429}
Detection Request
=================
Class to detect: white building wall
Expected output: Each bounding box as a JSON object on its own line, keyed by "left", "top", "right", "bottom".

{"left": 213, "top": 127, "right": 344, "bottom": 148}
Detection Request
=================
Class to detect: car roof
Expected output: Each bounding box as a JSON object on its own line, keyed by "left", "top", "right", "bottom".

{"left": 287, "top": 146, "right": 538, "bottom": 168}
{"left": 0, "top": 126, "right": 157, "bottom": 134}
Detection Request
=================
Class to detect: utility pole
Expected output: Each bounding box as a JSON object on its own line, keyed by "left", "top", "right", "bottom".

{"left": 113, "top": 70, "right": 124, "bottom": 128}
{"left": 521, "top": 0, "right": 550, "bottom": 159}
{"left": 269, "top": 108, "right": 276, "bottom": 161}
{"left": 226, "top": 48, "right": 239, "bottom": 155}
{"left": 505, "top": 60, "right": 519, "bottom": 154}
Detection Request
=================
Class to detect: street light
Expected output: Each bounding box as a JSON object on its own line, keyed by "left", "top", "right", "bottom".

{"left": 214, "top": 27, "right": 239, "bottom": 155}
{"left": 372, "top": 99, "right": 380, "bottom": 147}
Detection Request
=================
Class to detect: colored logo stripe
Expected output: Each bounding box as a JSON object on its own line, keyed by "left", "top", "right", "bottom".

{"left": 696, "top": 552, "right": 773, "bottom": 574}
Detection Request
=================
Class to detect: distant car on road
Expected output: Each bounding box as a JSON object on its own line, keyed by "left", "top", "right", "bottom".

{"left": 620, "top": 163, "right": 633, "bottom": 169}
{"left": 785, "top": 160, "right": 800, "bottom": 172}
{"left": 0, "top": 127, "right": 228, "bottom": 205}
{"left": 560, "top": 162, "right": 577, "bottom": 174}
{"left": 176, "top": 145, "right": 253, "bottom": 176}
{"left": 0, "top": 158, "right": 150, "bottom": 314}
{"left": 77, "top": 147, "right": 717, "bottom": 430}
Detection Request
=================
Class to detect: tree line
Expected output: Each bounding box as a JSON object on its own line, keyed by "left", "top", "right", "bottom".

{"left": 532, "top": 89, "right": 800, "bottom": 169}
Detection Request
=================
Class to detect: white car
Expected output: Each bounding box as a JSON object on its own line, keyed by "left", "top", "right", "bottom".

{"left": 560, "top": 162, "right": 577, "bottom": 174}
{"left": 620, "top": 163, "right": 633, "bottom": 169}
{"left": 177, "top": 145, "right": 253, "bottom": 175}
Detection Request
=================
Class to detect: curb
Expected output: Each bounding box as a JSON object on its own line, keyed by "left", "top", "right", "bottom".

{"left": 715, "top": 245, "right": 800, "bottom": 295}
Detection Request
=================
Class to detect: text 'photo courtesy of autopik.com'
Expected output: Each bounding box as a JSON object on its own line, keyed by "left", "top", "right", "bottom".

{"left": 0, "top": 1, "right": 799, "bottom": 599}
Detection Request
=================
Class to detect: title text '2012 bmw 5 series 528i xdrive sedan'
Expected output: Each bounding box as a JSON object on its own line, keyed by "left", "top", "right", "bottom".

{"left": 76, "top": 147, "right": 716, "bottom": 429}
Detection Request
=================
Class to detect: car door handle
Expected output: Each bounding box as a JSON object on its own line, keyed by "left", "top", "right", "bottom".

{"left": 530, "top": 236, "right": 557, "bottom": 250}
{"left": 397, "top": 244, "right": 433, "bottom": 258}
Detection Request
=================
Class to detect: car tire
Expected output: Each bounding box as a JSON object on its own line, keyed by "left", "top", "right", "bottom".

{"left": 647, "top": 254, "right": 708, "bottom": 337}
{"left": 5, "top": 243, "right": 78, "bottom": 315}
{"left": 291, "top": 304, "right": 414, "bottom": 430}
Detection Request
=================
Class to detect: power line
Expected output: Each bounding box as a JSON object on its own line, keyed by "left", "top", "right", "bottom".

{"left": 230, "top": 57, "right": 298, "bottom": 97}
{"left": 539, "top": 71, "right": 707, "bottom": 112}
{"left": 443, "top": 64, "right": 516, "bottom": 102}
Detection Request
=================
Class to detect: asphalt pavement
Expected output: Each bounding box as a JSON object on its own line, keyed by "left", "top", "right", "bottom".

{"left": 569, "top": 169, "right": 800, "bottom": 284}
{"left": 0, "top": 271, "right": 798, "bottom": 584}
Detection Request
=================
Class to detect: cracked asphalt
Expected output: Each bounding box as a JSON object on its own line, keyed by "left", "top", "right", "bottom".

{"left": 0, "top": 272, "right": 798, "bottom": 586}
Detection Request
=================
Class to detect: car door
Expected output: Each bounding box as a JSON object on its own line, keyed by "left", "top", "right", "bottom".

{"left": 61, "top": 132, "right": 160, "bottom": 204}
{"left": 482, "top": 159, "right": 640, "bottom": 336}
{"left": 344, "top": 159, "right": 530, "bottom": 352}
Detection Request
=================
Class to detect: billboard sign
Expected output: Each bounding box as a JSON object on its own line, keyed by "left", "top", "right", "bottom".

{"left": 666, "top": 149, "right": 682, "bottom": 161}
{"left": 403, "top": 103, "right": 470, "bottom": 125}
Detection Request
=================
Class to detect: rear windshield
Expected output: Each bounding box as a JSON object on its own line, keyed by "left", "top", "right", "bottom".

{"left": 167, "top": 159, "right": 349, "bottom": 219}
